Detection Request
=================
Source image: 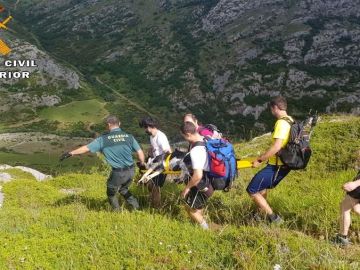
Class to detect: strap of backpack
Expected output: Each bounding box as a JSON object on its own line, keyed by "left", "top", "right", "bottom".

{"left": 191, "top": 141, "right": 206, "bottom": 148}
{"left": 280, "top": 116, "right": 294, "bottom": 125}
{"left": 276, "top": 117, "right": 294, "bottom": 166}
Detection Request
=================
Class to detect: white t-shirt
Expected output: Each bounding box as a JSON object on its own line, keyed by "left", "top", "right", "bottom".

{"left": 150, "top": 130, "right": 171, "bottom": 157}
{"left": 190, "top": 144, "right": 209, "bottom": 172}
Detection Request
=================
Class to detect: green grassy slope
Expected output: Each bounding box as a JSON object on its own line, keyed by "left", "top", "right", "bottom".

{"left": 0, "top": 115, "right": 359, "bottom": 269}
{"left": 39, "top": 99, "right": 108, "bottom": 123}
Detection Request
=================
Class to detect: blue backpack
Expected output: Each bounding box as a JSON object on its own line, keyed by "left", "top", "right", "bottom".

{"left": 193, "top": 139, "right": 237, "bottom": 191}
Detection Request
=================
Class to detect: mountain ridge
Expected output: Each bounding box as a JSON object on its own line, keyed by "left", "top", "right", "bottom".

{"left": 1, "top": 0, "right": 360, "bottom": 139}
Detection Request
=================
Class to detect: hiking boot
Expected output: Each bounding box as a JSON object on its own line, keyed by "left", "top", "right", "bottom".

{"left": 331, "top": 234, "right": 351, "bottom": 247}
{"left": 268, "top": 214, "right": 283, "bottom": 225}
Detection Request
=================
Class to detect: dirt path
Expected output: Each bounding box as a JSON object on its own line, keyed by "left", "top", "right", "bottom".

{"left": 13, "top": 0, "right": 21, "bottom": 10}
{"left": 95, "top": 76, "right": 157, "bottom": 118}
{"left": 95, "top": 77, "right": 180, "bottom": 129}
{"left": 7, "top": 118, "right": 41, "bottom": 128}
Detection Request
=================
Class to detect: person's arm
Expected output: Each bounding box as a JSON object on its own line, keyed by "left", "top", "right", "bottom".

{"left": 252, "top": 138, "right": 283, "bottom": 167}
{"left": 159, "top": 133, "right": 172, "bottom": 154}
{"left": 343, "top": 179, "right": 360, "bottom": 192}
{"left": 70, "top": 145, "right": 90, "bottom": 156}
{"left": 60, "top": 138, "right": 101, "bottom": 161}
{"left": 60, "top": 145, "right": 91, "bottom": 161}
{"left": 136, "top": 149, "right": 146, "bottom": 166}
{"left": 181, "top": 146, "right": 206, "bottom": 198}
{"left": 130, "top": 136, "right": 146, "bottom": 167}
{"left": 181, "top": 169, "right": 203, "bottom": 198}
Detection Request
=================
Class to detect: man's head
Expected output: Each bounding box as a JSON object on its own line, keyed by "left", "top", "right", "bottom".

{"left": 180, "top": 121, "right": 200, "bottom": 143}
{"left": 139, "top": 117, "right": 158, "bottom": 136}
{"left": 183, "top": 113, "right": 199, "bottom": 128}
{"left": 269, "top": 96, "right": 287, "bottom": 117}
{"left": 105, "top": 115, "right": 120, "bottom": 130}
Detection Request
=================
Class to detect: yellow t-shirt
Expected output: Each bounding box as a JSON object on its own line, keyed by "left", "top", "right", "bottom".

{"left": 268, "top": 117, "right": 293, "bottom": 165}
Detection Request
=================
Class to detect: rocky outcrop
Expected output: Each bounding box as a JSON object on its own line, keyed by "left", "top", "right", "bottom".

{"left": 0, "top": 165, "right": 52, "bottom": 208}
{"left": 1, "top": 39, "right": 80, "bottom": 89}
{"left": 0, "top": 165, "right": 52, "bottom": 181}
{"left": 9, "top": 93, "right": 61, "bottom": 107}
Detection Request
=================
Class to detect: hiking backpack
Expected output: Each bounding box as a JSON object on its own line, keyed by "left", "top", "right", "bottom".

{"left": 198, "top": 124, "right": 222, "bottom": 139}
{"left": 277, "top": 114, "right": 318, "bottom": 170}
{"left": 193, "top": 139, "right": 237, "bottom": 191}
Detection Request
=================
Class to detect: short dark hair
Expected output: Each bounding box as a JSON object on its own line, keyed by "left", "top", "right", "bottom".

{"left": 105, "top": 115, "right": 120, "bottom": 125}
{"left": 270, "top": 96, "right": 287, "bottom": 111}
{"left": 183, "top": 113, "right": 197, "bottom": 122}
{"left": 139, "top": 117, "right": 158, "bottom": 128}
{"left": 181, "top": 121, "right": 197, "bottom": 135}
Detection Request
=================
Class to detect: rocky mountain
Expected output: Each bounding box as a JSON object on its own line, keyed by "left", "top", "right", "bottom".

{"left": 2, "top": 0, "right": 360, "bottom": 138}
{"left": 0, "top": 28, "right": 87, "bottom": 125}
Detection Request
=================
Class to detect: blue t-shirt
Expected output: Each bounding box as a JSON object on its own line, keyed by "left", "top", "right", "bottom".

{"left": 87, "top": 128, "right": 141, "bottom": 169}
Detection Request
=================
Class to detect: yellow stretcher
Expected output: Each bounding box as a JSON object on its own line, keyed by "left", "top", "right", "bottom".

{"left": 140, "top": 158, "right": 255, "bottom": 175}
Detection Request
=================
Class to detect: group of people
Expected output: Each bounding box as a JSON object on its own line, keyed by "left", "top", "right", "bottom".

{"left": 60, "top": 96, "right": 360, "bottom": 246}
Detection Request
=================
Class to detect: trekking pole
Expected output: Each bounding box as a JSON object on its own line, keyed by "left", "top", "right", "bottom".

{"left": 309, "top": 111, "right": 319, "bottom": 139}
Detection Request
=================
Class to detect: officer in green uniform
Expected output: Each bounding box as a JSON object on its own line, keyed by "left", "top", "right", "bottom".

{"left": 60, "top": 115, "right": 146, "bottom": 211}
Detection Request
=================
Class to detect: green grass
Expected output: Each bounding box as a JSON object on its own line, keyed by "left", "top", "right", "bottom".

{"left": 39, "top": 99, "right": 108, "bottom": 123}
{"left": 0, "top": 115, "right": 360, "bottom": 269}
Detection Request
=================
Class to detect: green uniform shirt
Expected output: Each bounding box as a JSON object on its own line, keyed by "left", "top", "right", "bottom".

{"left": 87, "top": 128, "right": 141, "bottom": 169}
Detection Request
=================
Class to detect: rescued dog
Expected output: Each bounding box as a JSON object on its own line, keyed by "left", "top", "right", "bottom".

{"left": 138, "top": 149, "right": 191, "bottom": 185}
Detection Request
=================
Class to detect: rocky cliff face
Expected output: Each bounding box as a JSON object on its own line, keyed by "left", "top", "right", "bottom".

{"left": 0, "top": 16, "right": 83, "bottom": 124}
{"left": 3, "top": 0, "right": 360, "bottom": 136}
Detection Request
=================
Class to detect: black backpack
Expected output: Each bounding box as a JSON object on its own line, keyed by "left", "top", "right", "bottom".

{"left": 277, "top": 115, "right": 317, "bottom": 170}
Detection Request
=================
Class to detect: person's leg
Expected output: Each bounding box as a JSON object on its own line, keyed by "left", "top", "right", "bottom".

{"left": 340, "top": 195, "right": 358, "bottom": 236}
{"left": 250, "top": 192, "right": 273, "bottom": 215}
{"left": 147, "top": 180, "right": 161, "bottom": 208}
{"left": 106, "top": 171, "right": 121, "bottom": 211}
{"left": 107, "top": 185, "right": 120, "bottom": 211}
{"left": 247, "top": 165, "right": 289, "bottom": 222}
{"left": 118, "top": 169, "right": 139, "bottom": 210}
{"left": 260, "top": 189, "right": 267, "bottom": 199}
{"left": 247, "top": 166, "right": 274, "bottom": 215}
{"left": 352, "top": 202, "right": 360, "bottom": 215}
{"left": 185, "top": 206, "right": 208, "bottom": 229}
{"left": 147, "top": 174, "right": 166, "bottom": 208}
{"left": 184, "top": 186, "right": 212, "bottom": 229}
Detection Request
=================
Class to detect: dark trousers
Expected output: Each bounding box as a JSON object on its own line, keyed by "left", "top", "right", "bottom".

{"left": 106, "top": 168, "right": 139, "bottom": 210}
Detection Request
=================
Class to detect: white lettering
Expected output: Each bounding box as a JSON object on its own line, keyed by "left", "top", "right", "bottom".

{"left": 23, "top": 72, "right": 30, "bottom": 79}
{"left": 108, "top": 134, "right": 129, "bottom": 140}
{"left": 3, "top": 60, "right": 37, "bottom": 67}
{"left": 0, "top": 71, "right": 32, "bottom": 79}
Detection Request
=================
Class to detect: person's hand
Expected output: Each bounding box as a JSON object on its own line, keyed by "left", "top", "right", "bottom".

{"left": 252, "top": 159, "right": 262, "bottom": 168}
{"left": 181, "top": 187, "right": 191, "bottom": 199}
{"left": 136, "top": 161, "right": 146, "bottom": 170}
{"left": 343, "top": 181, "right": 359, "bottom": 192}
{"left": 59, "top": 152, "right": 72, "bottom": 162}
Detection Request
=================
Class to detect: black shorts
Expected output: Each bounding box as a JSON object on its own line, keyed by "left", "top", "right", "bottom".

{"left": 347, "top": 171, "right": 360, "bottom": 199}
{"left": 151, "top": 173, "right": 167, "bottom": 187}
{"left": 185, "top": 185, "right": 214, "bottom": 210}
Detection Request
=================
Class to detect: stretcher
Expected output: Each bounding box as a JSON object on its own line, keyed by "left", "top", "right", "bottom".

{"left": 140, "top": 157, "right": 255, "bottom": 176}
